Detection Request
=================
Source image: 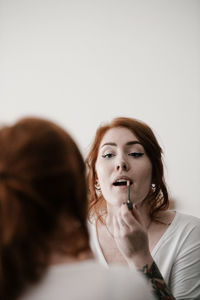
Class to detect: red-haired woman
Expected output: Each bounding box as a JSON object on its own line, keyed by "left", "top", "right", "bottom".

{"left": 0, "top": 117, "right": 155, "bottom": 300}
{"left": 86, "top": 117, "right": 200, "bottom": 300}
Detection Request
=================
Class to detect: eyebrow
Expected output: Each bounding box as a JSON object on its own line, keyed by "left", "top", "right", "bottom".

{"left": 101, "top": 141, "right": 142, "bottom": 148}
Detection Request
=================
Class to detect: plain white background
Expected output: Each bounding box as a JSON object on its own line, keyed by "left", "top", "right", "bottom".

{"left": 0, "top": 0, "right": 200, "bottom": 217}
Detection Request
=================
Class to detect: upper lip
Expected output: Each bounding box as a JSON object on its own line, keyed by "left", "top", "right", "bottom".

{"left": 112, "top": 176, "right": 133, "bottom": 185}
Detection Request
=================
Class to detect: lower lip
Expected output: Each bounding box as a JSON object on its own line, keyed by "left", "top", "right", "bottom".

{"left": 115, "top": 186, "right": 127, "bottom": 189}
{"left": 113, "top": 184, "right": 133, "bottom": 189}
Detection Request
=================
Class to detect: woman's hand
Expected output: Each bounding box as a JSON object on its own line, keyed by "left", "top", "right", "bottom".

{"left": 111, "top": 204, "right": 175, "bottom": 299}
{"left": 112, "top": 203, "right": 153, "bottom": 269}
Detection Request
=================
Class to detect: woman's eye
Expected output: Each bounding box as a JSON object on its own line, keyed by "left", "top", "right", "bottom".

{"left": 102, "top": 153, "right": 114, "bottom": 159}
{"left": 128, "top": 152, "right": 144, "bottom": 158}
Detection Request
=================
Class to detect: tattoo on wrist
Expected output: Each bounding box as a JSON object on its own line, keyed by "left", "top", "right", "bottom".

{"left": 139, "top": 261, "right": 175, "bottom": 300}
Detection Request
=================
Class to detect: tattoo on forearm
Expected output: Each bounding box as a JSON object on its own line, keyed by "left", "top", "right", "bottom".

{"left": 139, "top": 261, "right": 175, "bottom": 300}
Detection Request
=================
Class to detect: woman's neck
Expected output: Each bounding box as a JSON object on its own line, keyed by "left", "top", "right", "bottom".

{"left": 106, "top": 201, "right": 151, "bottom": 230}
{"left": 50, "top": 249, "right": 94, "bottom": 265}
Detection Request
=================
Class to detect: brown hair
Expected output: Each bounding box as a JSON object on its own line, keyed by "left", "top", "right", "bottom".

{"left": 86, "top": 117, "right": 169, "bottom": 223}
{"left": 0, "top": 117, "right": 90, "bottom": 300}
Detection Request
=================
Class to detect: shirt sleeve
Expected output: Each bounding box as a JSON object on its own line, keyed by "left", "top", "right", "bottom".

{"left": 169, "top": 224, "right": 200, "bottom": 300}
{"left": 108, "top": 265, "right": 156, "bottom": 300}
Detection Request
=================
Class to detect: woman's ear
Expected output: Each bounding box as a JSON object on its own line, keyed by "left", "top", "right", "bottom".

{"left": 94, "top": 178, "right": 101, "bottom": 191}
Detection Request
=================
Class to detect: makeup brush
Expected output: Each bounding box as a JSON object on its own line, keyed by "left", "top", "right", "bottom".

{"left": 127, "top": 180, "right": 133, "bottom": 210}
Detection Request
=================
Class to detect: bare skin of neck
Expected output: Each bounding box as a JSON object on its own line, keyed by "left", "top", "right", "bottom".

{"left": 106, "top": 200, "right": 151, "bottom": 232}
{"left": 50, "top": 250, "right": 94, "bottom": 265}
{"left": 97, "top": 202, "right": 175, "bottom": 265}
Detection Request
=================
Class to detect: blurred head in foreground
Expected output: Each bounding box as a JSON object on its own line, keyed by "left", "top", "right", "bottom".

{"left": 0, "top": 117, "right": 90, "bottom": 300}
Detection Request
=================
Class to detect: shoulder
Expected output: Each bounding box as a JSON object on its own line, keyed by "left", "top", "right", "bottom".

{"left": 99, "top": 264, "right": 155, "bottom": 300}
{"left": 169, "top": 211, "right": 200, "bottom": 249}
{"left": 155, "top": 211, "right": 200, "bottom": 247}
{"left": 69, "top": 261, "right": 155, "bottom": 299}
{"left": 174, "top": 211, "right": 200, "bottom": 228}
{"left": 159, "top": 210, "right": 200, "bottom": 229}
{"left": 20, "top": 261, "right": 155, "bottom": 300}
{"left": 83, "top": 262, "right": 155, "bottom": 300}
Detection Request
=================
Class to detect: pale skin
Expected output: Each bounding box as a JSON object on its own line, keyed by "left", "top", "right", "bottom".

{"left": 50, "top": 250, "right": 94, "bottom": 265}
{"left": 95, "top": 127, "right": 175, "bottom": 270}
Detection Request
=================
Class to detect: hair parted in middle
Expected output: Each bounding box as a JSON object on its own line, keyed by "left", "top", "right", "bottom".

{"left": 86, "top": 117, "right": 169, "bottom": 223}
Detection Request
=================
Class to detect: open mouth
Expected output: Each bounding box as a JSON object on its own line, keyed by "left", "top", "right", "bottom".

{"left": 113, "top": 179, "right": 133, "bottom": 186}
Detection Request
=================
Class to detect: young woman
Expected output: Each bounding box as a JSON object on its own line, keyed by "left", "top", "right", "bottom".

{"left": 87, "top": 117, "right": 200, "bottom": 300}
{"left": 0, "top": 117, "right": 154, "bottom": 300}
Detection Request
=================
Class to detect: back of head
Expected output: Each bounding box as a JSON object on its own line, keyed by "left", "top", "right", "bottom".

{"left": 0, "top": 117, "right": 89, "bottom": 300}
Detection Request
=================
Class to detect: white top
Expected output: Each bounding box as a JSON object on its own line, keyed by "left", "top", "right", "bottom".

{"left": 89, "top": 211, "right": 200, "bottom": 300}
{"left": 20, "top": 260, "right": 155, "bottom": 300}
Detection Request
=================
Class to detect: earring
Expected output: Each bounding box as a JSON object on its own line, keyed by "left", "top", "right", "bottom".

{"left": 95, "top": 181, "right": 101, "bottom": 191}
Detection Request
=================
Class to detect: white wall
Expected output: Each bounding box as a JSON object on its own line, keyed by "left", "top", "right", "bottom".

{"left": 0, "top": 0, "right": 200, "bottom": 217}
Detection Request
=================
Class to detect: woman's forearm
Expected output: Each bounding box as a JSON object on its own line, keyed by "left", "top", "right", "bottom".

{"left": 139, "top": 261, "right": 175, "bottom": 300}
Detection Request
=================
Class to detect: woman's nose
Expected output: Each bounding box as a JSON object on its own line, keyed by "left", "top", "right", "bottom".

{"left": 116, "top": 160, "right": 129, "bottom": 171}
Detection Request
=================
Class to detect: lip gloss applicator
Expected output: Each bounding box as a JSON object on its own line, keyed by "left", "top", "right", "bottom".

{"left": 127, "top": 180, "right": 133, "bottom": 211}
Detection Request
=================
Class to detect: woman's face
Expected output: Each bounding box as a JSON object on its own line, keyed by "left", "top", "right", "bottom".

{"left": 95, "top": 127, "right": 152, "bottom": 208}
